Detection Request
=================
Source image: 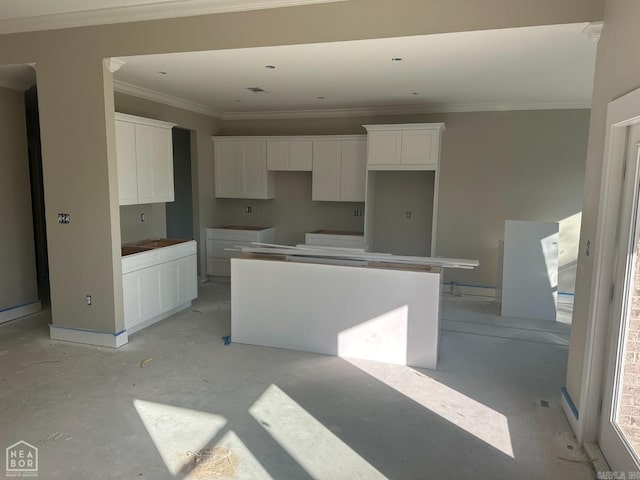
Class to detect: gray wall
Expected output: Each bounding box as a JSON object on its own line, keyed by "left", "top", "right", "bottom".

{"left": 223, "top": 109, "right": 590, "bottom": 293}
{"left": 220, "top": 172, "right": 364, "bottom": 246}
{"left": 0, "top": 0, "right": 601, "bottom": 336}
{"left": 115, "top": 101, "right": 588, "bottom": 293}
{"left": 372, "top": 171, "right": 435, "bottom": 257}
{"left": 0, "top": 87, "right": 38, "bottom": 312}
{"left": 566, "top": 0, "right": 640, "bottom": 414}
{"left": 166, "top": 127, "right": 194, "bottom": 240}
{"left": 437, "top": 109, "right": 588, "bottom": 292}
{"left": 119, "top": 204, "right": 167, "bottom": 243}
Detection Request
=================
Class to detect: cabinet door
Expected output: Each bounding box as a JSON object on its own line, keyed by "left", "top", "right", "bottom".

{"left": 241, "top": 141, "right": 270, "bottom": 198}
{"left": 214, "top": 142, "right": 240, "bottom": 198}
{"left": 179, "top": 255, "right": 198, "bottom": 303}
{"left": 122, "top": 271, "right": 142, "bottom": 329}
{"left": 340, "top": 139, "right": 366, "bottom": 202}
{"left": 289, "top": 140, "right": 313, "bottom": 171}
{"left": 312, "top": 140, "right": 342, "bottom": 201}
{"left": 401, "top": 130, "right": 437, "bottom": 167}
{"left": 123, "top": 267, "right": 163, "bottom": 330}
{"left": 135, "top": 124, "right": 175, "bottom": 203}
{"left": 160, "top": 255, "right": 197, "bottom": 309}
{"left": 367, "top": 131, "right": 401, "bottom": 165}
{"left": 267, "top": 141, "right": 289, "bottom": 170}
{"left": 162, "top": 260, "right": 181, "bottom": 310}
{"left": 139, "top": 264, "right": 164, "bottom": 320}
{"left": 115, "top": 120, "right": 138, "bottom": 205}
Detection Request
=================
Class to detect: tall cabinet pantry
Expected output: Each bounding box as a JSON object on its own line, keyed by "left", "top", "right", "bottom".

{"left": 363, "top": 123, "right": 445, "bottom": 257}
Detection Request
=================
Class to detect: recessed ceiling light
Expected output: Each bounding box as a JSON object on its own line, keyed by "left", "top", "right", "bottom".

{"left": 246, "top": 86, "right": 269, "bottom": 94}
{"left": 264, "top": 65, "right": 276, "bottom": 69}
{"left": 157, "top": 70, "right": 167, "bottom": 75}
{"left": 412, "top": 92, "right": 420, "bottom": 95}
{"left": 317, "top": 96, "right": 326, "bottom": 100}
{"left": 392, "top": 57, "right": 403, "bottom": 62}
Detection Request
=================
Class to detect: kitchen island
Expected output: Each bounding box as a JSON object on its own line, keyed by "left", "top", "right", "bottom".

{"left": 231, "top": 252, "right": 445, "bottom": 369}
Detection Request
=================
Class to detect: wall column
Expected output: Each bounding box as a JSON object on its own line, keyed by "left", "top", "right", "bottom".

{"left": 36, "top": 56, "right": 126, "bottom": 347}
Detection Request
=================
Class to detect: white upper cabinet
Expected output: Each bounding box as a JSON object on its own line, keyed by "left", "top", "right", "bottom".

{"left": 135, "top": 124, "right": 174, "bottom": 203}
{"left": 213, "top": 141, "right": 240, "bottom": 198}
{"left": 340, "top": 139, "right": 367, "bottom": 202}
{"left": 266, "top": 141, "right": 289, "bottom": 171}
{"left": 267, "top": 139, "right": 312, "bottom": 171}
{"left": 312, "top": 140, "right": 342, "bottom": 201}
{"left": 115, "top": 120, "right": 138, "bottom": 206}
{"left": 364, "top": 123, "right": 445, "bottom": 170}
{"left": 289, "top": 141, "right": 313, "bottom": 171}
{"left": 213, "top": 138, "right": 274, "bottom": 199}
{"left": 367, "top": 131, "right": 401, "bottom": 167}
{"left": 312, "top": 136, "right": 366, "bottom": 202}
{"left": 242, "top": 141, "right": 270, "bottom": 198}
{"left": 115, "top": 113, "right": 176, "bottom": 205}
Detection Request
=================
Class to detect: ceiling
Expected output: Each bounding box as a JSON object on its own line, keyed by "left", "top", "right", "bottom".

{"left": 0, "top": 0, "right": 343, "bottom": 34}
{"left": 0, "top": 1, "right": 598, "bottom": 121}
{"left": 113, "top": 22, "right": 598, "bottom": 120}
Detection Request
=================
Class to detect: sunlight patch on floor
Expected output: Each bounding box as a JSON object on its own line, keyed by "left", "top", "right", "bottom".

{"left": 133, "top": 399, "right": 228, "bottom": 476}
{"left": 344, "top": 358, "right": 514, "bottom": 458}
{"left": 249, "top": 384, "right": 389, "bottom": 480}
{"left": 186, "top": 430, "right": 273, "bottom": 480}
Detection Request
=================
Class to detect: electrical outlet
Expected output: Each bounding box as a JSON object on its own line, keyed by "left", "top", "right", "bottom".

{"left": 57, "top": 213, "right": 70, "bottom": 224}
{"left": 245, "top": 206, "right": 252, "bottom": 214}
{"left": 405, "top": 211, "right": 412, "bottom": 219}
{"left": 140, "top": 213, "right": 145, "bottom": 222}
{"left": 354, "top": 209, "right": 362, "bottom": 217}
{"left": 86, "top": 295, "right": 92, "bottom": 306}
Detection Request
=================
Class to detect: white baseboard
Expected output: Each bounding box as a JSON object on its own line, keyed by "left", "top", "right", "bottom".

{"left": 444, "top": 282, "right": 576, "bottom": 304}
{"left": 445, "top": 283, "right": 497, "bottom": 298}
{"left": 126, "top": 301, "right": 191, "bottom": 335}
{"left": 0, "top": 300, "right": 42, "bottom": 324}
{"left": 558, "top": 294, "right": 575, "bottom": 306}
{"left": 49, "top": 324, "right": 128, "bottom": 348}
{"left": 206, "top": 275, "right": 231, "bottom": 284}
{"left": 561, "top": 386, "right": 580, "bottom": 437}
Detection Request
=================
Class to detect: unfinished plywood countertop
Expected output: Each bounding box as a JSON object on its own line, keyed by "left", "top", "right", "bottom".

{"left": 121, "top": 238, "right": 191, "bottom": 256}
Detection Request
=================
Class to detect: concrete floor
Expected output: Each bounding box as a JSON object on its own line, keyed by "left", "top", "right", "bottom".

{"left": 0, "top": 283, "right": 594, "bottom": 479}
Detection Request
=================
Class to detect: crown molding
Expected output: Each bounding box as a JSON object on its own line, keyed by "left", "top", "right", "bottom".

{"left": 582, "top": 22, "right": 603, "bottom": 43}
{"left": 113, "top": 80, "right": 224, "bottom": 118}
{"left": 0, "top": 0, "right": 345, "bottom": 35}
{"left": 114, "top": 80, "right": 591, "bottom": 121}
{"left": 220, "top": 100, "right": 593, "bottom": 120}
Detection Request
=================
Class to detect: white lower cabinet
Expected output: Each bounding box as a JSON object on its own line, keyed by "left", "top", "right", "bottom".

{"left": 162, "top": 254, "right": 197, "bottom": 309}
{"left": 305, "top": 232, "right": 365, "bottom": 249}
{"left": 206, "top": 227, "right": 275, "bottom": 277}
{"left": 122, "top": 241, "right": 197, "bottom": 334}
{"left": 122, "top": 264, "right": 163, "bottom": 330}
